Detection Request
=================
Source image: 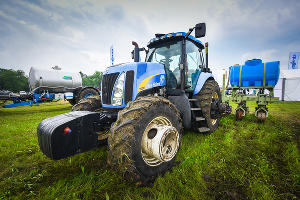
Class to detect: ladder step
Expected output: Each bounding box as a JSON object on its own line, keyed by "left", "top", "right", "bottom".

{"left": 189, "top": 99, "right": 198, "bottom": 101}
{"left": 198, "top": 127, "right": 210, "bottom": 132}
{"left": 191, "top": 108, "right": 201, "bottom": 111}
{"left": 196, "top": 117, "right": 205, "bottom": 121}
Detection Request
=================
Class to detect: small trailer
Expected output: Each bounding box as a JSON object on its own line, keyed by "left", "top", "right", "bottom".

{"left": 222, "top": 59, "right": 280, "bottom": 121}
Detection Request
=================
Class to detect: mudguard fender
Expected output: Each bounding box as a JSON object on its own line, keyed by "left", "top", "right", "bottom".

{"left": 193, "top": 72, "right": 214, "bottom": 95}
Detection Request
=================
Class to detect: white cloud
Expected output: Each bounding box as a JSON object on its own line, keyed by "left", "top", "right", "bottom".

{"left": 0, "top": 0, "right": 299, "bottom": 77}
{"left": 241, "top": 49, "right": 278, "bottom": 63}
{"left": 63, "top": 26, "right": 86, "bottom": 43}
{"left": 81, "top": 50, "right": 109, "bottom": 67}
{"left": 18, "top": 20, "right": 26, "bottom": 25}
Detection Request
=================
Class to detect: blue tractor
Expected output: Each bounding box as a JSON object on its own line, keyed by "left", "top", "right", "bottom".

{"left": 38, "top": 23, "right": 228, "bottom": 183}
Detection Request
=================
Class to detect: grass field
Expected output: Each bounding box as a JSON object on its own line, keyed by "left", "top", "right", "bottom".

{"left": 0, "top": 100, "right": 299, "bottom": 200}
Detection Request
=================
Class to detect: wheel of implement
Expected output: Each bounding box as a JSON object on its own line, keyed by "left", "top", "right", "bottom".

{"left": 236, "top": 109, "right": 243, "bottom": 120}
{"left": 257, "top": 111, "right": 266, "bottom": 122}
{"left": 72, "top": 95, "right": 102, "bottom": 111}
{"left": 77, "top": 88, "right": 99, "bottom": 103}
{"left": 195, "top": 79, "right": 221, "bottom": 133}
{"left": 107, "top": 96, "right": 182, "bottom": 183}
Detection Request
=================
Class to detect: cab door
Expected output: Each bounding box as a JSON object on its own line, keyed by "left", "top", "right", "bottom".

{"left": 185, "top": 40, "right": 204, "bottom": 90}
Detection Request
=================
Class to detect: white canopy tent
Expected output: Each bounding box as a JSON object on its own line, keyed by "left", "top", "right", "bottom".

{"left": 274, "top": 69, "right": 300, "bottom": 101}
{"left": 212, "top": 69, "right": 225, "bottom": 89}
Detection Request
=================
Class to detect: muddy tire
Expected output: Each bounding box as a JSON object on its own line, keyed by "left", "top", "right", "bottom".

{"left": 72, "top": 95, "right": 102, "bottom": 111}
{"left": 67, "top": 99, "right": 77, "bottom": 106}
{"left": 77, "top": 88, "right": 99, "bottom": 102}
{"left": 107, "top": 96, "right": 182, "bottom": 182}
{"left": 195, "top": 79, "right": 221, "bottom": 133}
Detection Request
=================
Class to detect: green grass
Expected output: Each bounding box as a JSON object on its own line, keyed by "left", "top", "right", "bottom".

{"left": 0, "top": 101, "right": 299, "bottom": 200}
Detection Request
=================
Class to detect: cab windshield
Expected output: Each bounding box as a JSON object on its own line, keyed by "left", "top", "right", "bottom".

{"left": 146, "top": 41, "right": 182, "bottom": 89}
{"left": 146, "top": 39, "right": 204, "bottom": 90}
{"left": 146, "top": 41, "right": 182, "bottom": 70}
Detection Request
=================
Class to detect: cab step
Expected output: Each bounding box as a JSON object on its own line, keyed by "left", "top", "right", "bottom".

{"left": 191, "top": 108, "right": 201, "bottom": 111}
{"left": 198, "top": 127, "right": 210, "bottom": 132}
{"left": 196, "top": 117, "right": 205, "bottom": 121}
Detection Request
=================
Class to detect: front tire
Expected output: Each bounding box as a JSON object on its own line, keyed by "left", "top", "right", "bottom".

{"left": 107, "top": 96, "right": 182, "bottom": 182}
{"left": 77, "top": 88, "right": 99, "bottom": 103}
{"left": 67, "top": 99, "right": 77, "bottom": 106}
{"left": 72, "top": 96, "right": 102, "bottom": 111}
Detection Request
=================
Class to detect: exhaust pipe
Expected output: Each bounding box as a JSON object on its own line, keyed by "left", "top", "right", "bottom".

{"left": 132, "top": 41, "right": 140, "bottom": 62}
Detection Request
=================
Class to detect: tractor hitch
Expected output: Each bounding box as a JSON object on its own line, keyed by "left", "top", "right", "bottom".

{"left": 37, "top": 111, "right": 116, "bottom": 160}
{"left": 211, "top": 99, "right": 232, "bottom": 118}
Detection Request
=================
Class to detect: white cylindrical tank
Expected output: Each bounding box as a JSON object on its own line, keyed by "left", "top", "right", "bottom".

{"left": 29, "top": 67, "right": 82, "bottom": 90}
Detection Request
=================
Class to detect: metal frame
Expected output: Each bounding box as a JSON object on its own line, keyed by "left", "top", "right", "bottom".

{"left": 222, "top": 74, "right": 279, "bottom": 121}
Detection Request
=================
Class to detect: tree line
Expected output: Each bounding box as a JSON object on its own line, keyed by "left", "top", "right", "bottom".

{"left": 0, "top": 68, "right": 29, "bottom": 92}
{"left": 0, "top": 68, "right": 102, "bottom": 92}
{"left": 82, "top": 71, "right": 103, "bottom": 88}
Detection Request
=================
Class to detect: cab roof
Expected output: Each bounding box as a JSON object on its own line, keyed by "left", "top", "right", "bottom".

{"left": 147, "top": 32, "right": 204, "bottom": 49}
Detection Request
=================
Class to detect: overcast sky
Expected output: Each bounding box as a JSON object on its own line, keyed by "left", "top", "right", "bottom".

{"left": 0, "top": 0, "right": 300, "bottom": 79}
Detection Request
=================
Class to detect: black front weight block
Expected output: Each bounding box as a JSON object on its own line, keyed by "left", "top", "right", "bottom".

{"left": 37, "top": 111, "right": 115, "bottom": 160}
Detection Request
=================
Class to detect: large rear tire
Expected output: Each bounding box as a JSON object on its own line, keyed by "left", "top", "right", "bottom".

{"left": 195, "top": 79, "right": 221, "bottom": 133}
{"left": 107, "top": 96, "right": 182, "bottom": 182}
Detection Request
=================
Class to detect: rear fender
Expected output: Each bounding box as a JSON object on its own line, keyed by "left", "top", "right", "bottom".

{"left": 193, "top": 72, "right": 214, "bottom": 95}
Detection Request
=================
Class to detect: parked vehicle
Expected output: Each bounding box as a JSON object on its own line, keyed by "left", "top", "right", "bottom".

{"left": 37, "top": 23, "right": 229, "bottom": 183}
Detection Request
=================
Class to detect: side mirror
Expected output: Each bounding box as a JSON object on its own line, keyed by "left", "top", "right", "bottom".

{"left": 195, "top": 23, "right": 206, "bottom": 38}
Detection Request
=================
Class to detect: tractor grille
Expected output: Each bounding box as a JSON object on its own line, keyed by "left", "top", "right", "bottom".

{"left": 124, "top": 70, "right": 134, "bottom": 104}
{"left": 102, "top": 72, "right": 119, "bottom": 104}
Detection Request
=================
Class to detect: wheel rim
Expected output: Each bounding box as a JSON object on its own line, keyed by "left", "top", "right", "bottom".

{"left": 211, "top": 92, "right": 219, "bottom": 125}
{"left": 236, "top": 110, "right": 243, "bottom": 120}
{"left": 141, "top": 116, "right": 179, "bottom": 166}
{"left": 257, "top": 111, "right": 266, "bottom": 122}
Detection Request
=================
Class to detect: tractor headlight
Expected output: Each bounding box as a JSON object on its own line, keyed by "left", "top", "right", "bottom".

{"left": 112, "top": 72, "right": 125, "bottom": 106}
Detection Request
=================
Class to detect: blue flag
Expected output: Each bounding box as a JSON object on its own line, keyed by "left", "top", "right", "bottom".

{"left": 288, "top": 52, "right": 300, "bottom": 69}
{"left": 110, "top": 45, "right": 114, "bottom": 66}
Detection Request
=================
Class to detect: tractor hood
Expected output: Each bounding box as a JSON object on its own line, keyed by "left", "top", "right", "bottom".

{"left": 101, "top": 62, "right": 166, "bottom": 108}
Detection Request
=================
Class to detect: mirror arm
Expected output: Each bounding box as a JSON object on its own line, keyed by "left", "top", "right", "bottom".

{"left": 185, "top": 27, "right": 195, "bottom": 39}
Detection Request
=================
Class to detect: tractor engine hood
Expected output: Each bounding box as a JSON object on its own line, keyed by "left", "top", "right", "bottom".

{"left": 101, "top": 62, "right": 166, "bottom": 108}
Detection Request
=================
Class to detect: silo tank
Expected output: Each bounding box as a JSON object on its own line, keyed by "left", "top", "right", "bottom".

{"left": 29, "top": 67, "right": 82, "bottom": 90}
{"left": 229, "top": 59, "right": 280, "bottom": 87}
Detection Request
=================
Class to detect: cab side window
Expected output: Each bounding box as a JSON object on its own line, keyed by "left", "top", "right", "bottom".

{"left": 186, "top": 40, "right": 201, "bottom": 89}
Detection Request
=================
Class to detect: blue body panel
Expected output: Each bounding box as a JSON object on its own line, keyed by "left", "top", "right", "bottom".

{"left": 230, "top": 60, "right": 280, "bottom": 87}
{"left": 102, "top": 62, "right": 214, "bottom": 107}
{"left": 102, "top": 62, "right": 166, "bottom": 108}
{"left": 193, "top": 72, "right": 214, "bottom": 95}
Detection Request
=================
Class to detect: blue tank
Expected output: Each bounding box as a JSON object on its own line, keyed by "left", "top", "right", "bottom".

{"left": 229, "top": 59, "right": 280, "bottom": 88}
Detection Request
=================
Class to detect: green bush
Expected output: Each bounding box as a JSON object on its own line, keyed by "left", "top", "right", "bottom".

{"left": 0, "top": 68, "right": 29, "bottom": 92}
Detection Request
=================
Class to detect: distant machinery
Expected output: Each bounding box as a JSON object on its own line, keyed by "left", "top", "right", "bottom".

{"left": 1, "top": 67, "right": 100, "bottom": 108}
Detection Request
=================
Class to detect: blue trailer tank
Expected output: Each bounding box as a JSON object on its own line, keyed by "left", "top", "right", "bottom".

{"left": 229, "top": 59, "right": 280, "bottom": 88}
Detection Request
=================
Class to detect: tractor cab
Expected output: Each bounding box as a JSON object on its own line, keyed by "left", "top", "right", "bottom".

{"left": 134, "top": 23, "right": 208, "bottom": 93}
{"left": 146, "top": 34, "right": 206, "bottom": 91}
